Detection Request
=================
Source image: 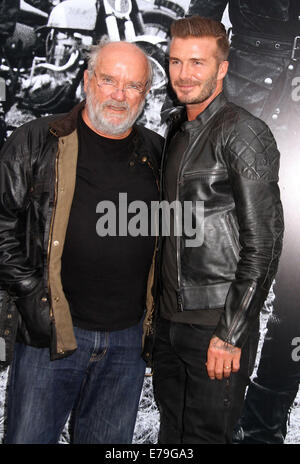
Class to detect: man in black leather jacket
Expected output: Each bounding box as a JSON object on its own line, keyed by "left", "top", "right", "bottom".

{"left": 152, "top": 16, "right": 283, "bottom": 444}
{"left": 187, "top": 0, "right": 300, "bottom": 444}
{"left": 0, "top": 40, "right": 163, "bottom": 443}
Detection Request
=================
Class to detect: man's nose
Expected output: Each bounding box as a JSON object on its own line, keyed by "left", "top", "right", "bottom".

{"left": 179, "top": 63, "right": 191, "bottom": 80}
{"left": 111, "top": 86, "right": 127, "bottom": 101}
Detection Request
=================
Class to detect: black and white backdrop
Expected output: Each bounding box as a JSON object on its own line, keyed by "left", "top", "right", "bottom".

{"left": 0, "top": 0, "right": 299, "bottom": 444}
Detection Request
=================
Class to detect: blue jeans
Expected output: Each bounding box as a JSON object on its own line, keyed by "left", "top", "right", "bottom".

{"left": 5, "top": 319, "right": 146, "bottom": 444}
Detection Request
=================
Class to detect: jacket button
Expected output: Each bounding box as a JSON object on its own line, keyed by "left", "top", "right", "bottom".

{"left": 54, "top": 296, "right": 60, "bottom": 302}
{"left": 129, "top": 161, "right": 135, "bottom": 167}
{"left": 4, "top": 329, "right": 10, "bottom": 336}
{"left": 41, "top": 297, "right": 48, "bottom": 302}
{"left": 7, "top": 314, "right": 12, "bottom": 319}
{"left": 53, "top": 240, "right": 59, "bottom": 246}
{"left": 264, "top": 77, "right": 272, "bottom": 85}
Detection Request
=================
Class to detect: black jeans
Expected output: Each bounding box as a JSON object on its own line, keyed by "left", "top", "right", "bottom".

{"left": 153, "top": 317, "right": 259, "bottom": 444}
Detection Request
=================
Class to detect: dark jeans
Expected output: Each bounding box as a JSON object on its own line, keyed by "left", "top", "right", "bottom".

{"left": 153, "top": 317, "right": 259, "bottom": 444}
{"left": 5, "top": 320, "right": 145, "bottom": 444}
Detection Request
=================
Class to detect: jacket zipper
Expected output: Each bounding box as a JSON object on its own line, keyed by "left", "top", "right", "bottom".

{"left": 182, "top": 168, "right": 227, "bottom": 178}
{"left": 46, "top": 147, "right": 60, "bottom": 321}
{"left": 226, "top": 282, "right": 257, "bottom": 343}
{"left": 175, "top": 140, "right": 190, "bottom": 311}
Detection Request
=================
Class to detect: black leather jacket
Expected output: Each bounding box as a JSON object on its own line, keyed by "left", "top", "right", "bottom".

{"left": 0, "top": 102, "right": 163, "bottom": 366}
{"left": 159, "top": 93, "right": 284, "bottom": 347}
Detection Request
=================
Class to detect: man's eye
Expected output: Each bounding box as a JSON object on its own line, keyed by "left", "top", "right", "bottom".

{"left": 169, "top": 59, "right": 180, "bottom": 65}
{"left": 127, "top": 84, "right": 143, "bottom": 92}
{"left": 102, "top": 77, "right": 114, "bottom": 85}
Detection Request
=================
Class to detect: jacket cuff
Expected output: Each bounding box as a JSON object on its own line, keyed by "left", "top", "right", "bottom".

{"left": 213, "top": 279, "right": 268, "bottom": 347}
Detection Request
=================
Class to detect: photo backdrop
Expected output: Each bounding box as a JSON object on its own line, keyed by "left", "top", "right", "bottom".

{"left": 0, "top": 0, "right": 299, "bottom": 444}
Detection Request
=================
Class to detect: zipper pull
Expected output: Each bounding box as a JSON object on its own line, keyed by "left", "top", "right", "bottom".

{"left": 177, "top": 291, "right": 184, "bottom": 312}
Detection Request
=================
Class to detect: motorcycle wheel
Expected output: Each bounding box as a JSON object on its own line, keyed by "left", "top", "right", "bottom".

{"left": 142, "top": 11, "right": 175, "bottom": 42}
{"left": 134, "top": 40, "right": 168, "bottom": 90}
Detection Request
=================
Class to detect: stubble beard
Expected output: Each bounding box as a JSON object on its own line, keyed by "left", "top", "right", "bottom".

{"left": 86, "top": 87, "right": 145, "bottom": 136}
{"left": 174, "top": 74, "right": 218, "bottom": 105}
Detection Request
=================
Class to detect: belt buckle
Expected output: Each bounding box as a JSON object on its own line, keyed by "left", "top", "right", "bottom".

{"left": 292, "top": 36, "right": 300, "bottom": 61}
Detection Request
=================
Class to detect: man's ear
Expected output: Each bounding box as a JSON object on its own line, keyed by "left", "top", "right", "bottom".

{"left": 217, "top": 60, "right": 229, "bottom": 81}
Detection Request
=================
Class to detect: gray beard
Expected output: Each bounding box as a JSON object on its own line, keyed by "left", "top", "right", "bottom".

{"left": 86, "top": 90, "right": 145, "bottom": 136}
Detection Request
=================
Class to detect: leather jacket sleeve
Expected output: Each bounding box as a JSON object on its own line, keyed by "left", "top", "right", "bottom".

{"left": 0, "top": 126, "right": 43, "bottom": 297}
{"left": 213, "top": 115, "right": 284, "bottom": 347}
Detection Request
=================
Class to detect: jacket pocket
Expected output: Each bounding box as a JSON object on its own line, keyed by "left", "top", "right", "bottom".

{"left": 15, "top": 281, "right": 51, "bottom": 347}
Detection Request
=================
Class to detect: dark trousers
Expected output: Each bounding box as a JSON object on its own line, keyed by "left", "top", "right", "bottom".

{"left": 153, "top": 317, "right": 259, "bottom": 444}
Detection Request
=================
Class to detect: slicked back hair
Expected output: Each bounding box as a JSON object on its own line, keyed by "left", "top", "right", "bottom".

{"left": 170, "top": 16, "right": 230, "bottom": 63}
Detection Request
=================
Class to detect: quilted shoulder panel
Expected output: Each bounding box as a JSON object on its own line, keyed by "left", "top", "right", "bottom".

{"left": 222, "top": 105, "right": 280, "bottom": 182}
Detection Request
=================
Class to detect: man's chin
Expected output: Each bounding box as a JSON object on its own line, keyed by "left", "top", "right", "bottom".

{"left": 174, "top": 90, "right": 199, "bottom": 104}
{"left": 97, "top": 119, "right": 131, "bottom": 136}
{"left": 177, "top": 96, "right": 199, "bottom": 105}
{"left": 176, "top": 94, "right": 212, "bottom": 105}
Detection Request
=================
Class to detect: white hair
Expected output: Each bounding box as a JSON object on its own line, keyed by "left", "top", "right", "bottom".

{"left": 86, "top": 35, "right": 153, "bottom": 91}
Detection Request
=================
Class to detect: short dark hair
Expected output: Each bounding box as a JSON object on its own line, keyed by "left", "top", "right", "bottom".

{"left": 170, "top": 16, "right": 230, "bottom": 62}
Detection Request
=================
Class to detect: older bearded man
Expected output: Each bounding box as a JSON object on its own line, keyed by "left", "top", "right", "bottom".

{"left": 0, "top": 38, "right": 163, "bottom": 444}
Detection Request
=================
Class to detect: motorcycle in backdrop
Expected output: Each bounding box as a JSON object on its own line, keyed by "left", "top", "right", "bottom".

{"left": 20, "top": 0, "right": 184, "bottom": 115}
{"left": 0, "top": 0, "right": 50, "bottom": 143}
{"left": 0, "top": 0, "right": 50, "bottom": 107}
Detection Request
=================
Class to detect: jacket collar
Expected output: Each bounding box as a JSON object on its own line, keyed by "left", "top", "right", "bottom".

{"left": 190, "top": 92, "right": 228, "bottom": 128}
{"left": 169, "top": 92, "right": 228, "bottom": 131}
{"left": 49, "top": 101, "right": 85, "bottom": 137}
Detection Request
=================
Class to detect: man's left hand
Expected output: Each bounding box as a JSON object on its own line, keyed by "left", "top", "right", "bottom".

{"left": 206, "top": 336, "right": 241, "bottom": 380}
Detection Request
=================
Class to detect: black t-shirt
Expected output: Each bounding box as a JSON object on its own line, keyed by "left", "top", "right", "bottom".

{"left": 61, "top": 115, "right": 158, "bottom": 331}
